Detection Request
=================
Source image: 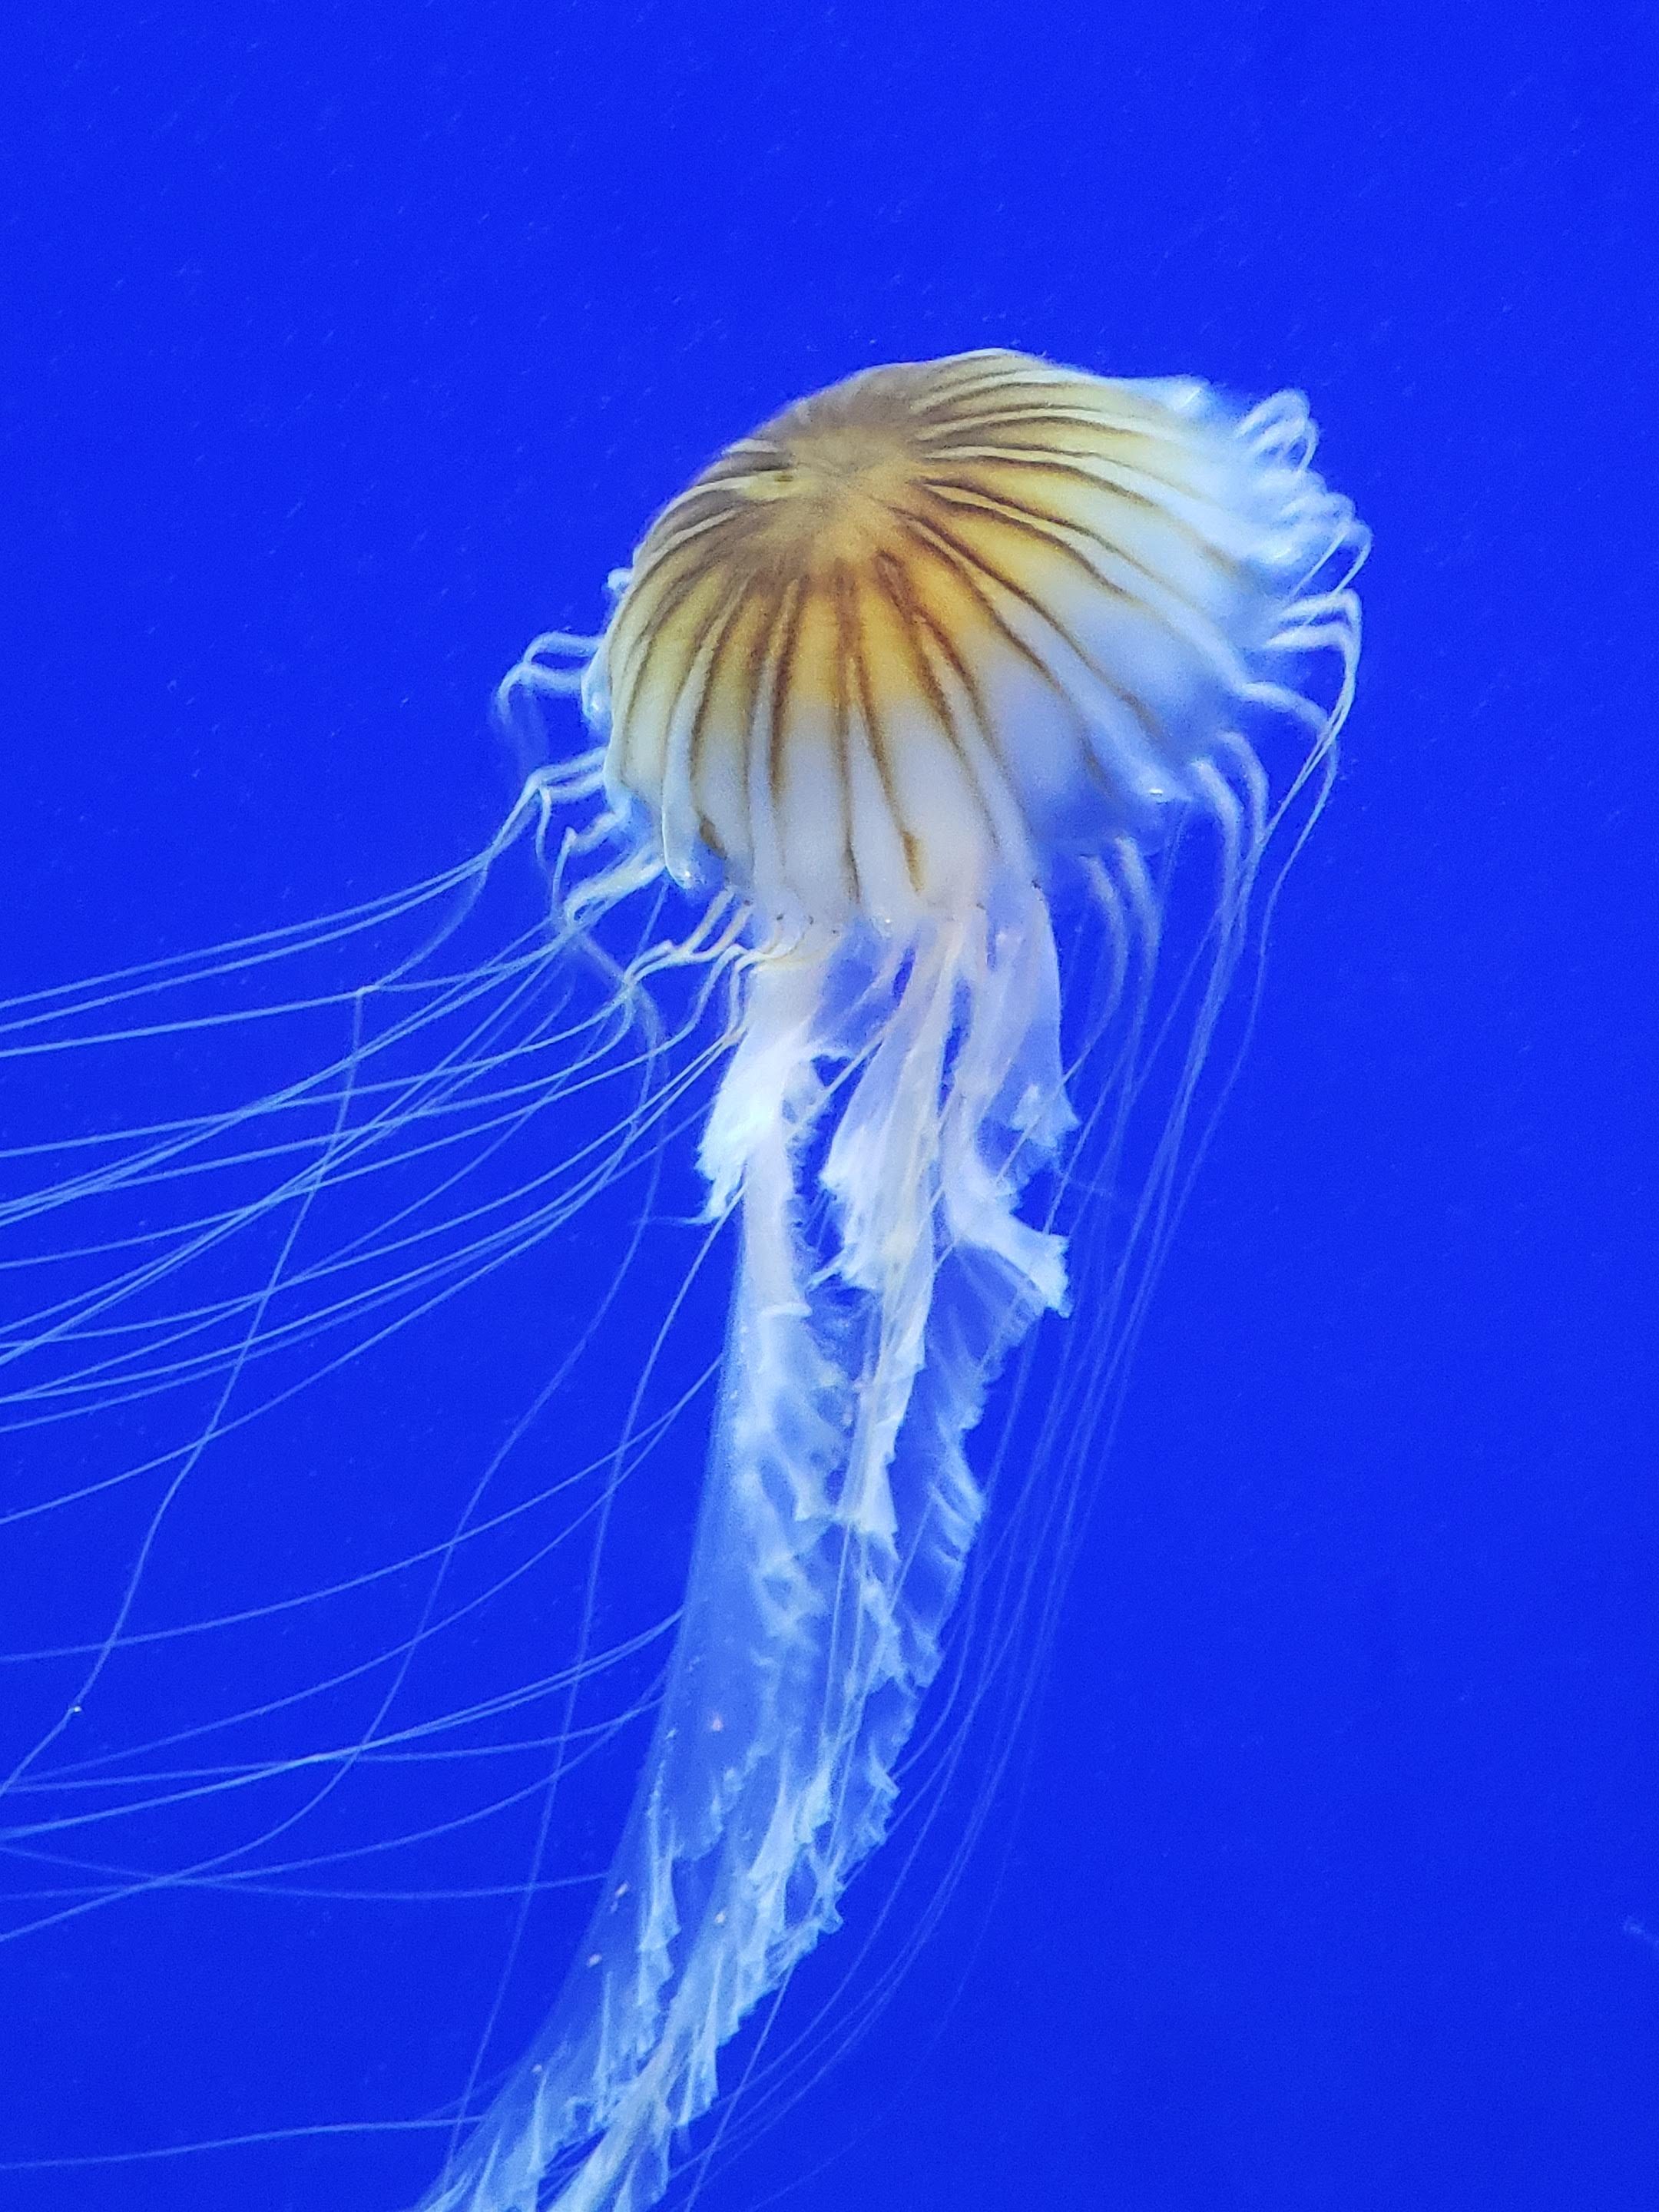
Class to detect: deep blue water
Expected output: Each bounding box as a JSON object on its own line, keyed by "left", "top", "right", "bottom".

{"left": 2, "top": 5, "right": 1656, "bottom": 2209}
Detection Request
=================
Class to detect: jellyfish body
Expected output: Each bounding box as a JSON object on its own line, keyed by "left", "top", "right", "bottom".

{"left": 419, "top": 352, "right": 1366, "bottom": 2212}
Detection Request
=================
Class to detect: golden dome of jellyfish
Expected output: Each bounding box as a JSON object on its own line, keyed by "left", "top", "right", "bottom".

{"left": 595, "top": 348, "right": 1341, "bottom": 936}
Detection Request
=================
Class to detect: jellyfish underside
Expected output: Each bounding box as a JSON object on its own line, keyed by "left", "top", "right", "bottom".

{"left": 0, "top": 350, "right": 1363, "bottom": 2211}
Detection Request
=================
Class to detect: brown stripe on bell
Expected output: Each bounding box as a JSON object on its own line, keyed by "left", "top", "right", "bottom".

{"left": 599, "top": 349, "right": 1267, "bottom": 933}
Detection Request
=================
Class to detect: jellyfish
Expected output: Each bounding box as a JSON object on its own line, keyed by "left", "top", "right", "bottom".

{"left": 0, "top": 349, "right": 1363, "bottom": 2211}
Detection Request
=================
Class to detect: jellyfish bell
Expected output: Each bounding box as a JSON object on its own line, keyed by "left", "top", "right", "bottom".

{"left": 591, "top": 348, "right": 1345, "bottom": 936}
{"left": 0, "top": 349, "right": 1363, "bottom": 2212}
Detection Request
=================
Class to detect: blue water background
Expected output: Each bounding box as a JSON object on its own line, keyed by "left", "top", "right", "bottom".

{"left": 2, "top": 6, "right": 1655, "bottom": 2209}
